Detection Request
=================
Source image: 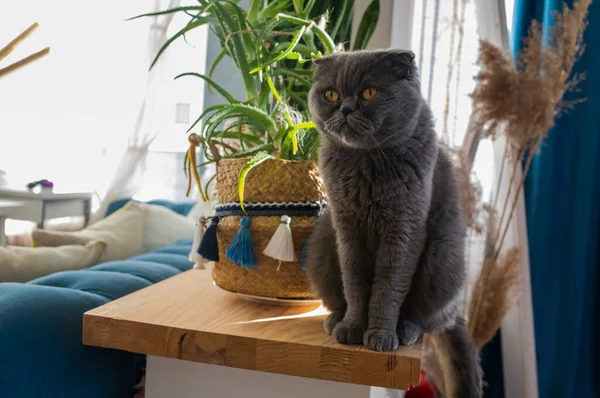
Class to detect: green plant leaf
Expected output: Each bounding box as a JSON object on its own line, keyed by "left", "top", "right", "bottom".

{"left": 127, "top": 5, "right": 204, "bottom": 21}
{"left": 183, "top": 148, "right": 190, "bottom": 179}
{"left": 302, "top": 0, "right": 318, "bottom": 18}
{"left": 203, "top": 173, "right": 217, "bottom": 201}
{"left": 247, "top": 0, "right": 262, "bottom": 23}
{"left": 353, "top": 0, "right": 380, "bottom": 50}
{"left": 330, "top": 0, "right": 349, "bottom": 39}
{"left": 149, "top": 14, "right": 211, "bottom": 69}
{"left": 291, "top": 121, "right": 316, "bottom": 132}
{"left": 211, "top": 2, "right": 256, "bottom": 99}
{"left": 203, "top": 104, "right": 278, "bottom": 140}
{"left": 208, "top": 48, "right": 227, "bottom": 81}
{"left": 220, "top": 1, "right": 256, "bottom": 59}
{"left": 212, "top": 130, "right": 262, "bottom": 145}
{"left": 237, "top": 151, "right": 274, "bottom": 212}
{"left": 250, "top": 25, "right": 307, "bottom": 74}
{"left": 228, "top": 143, "right": 274, "bottom": 159}
{"left": 271, "top": 67, "right": 312, "bottom": 86}
{"left": 266, "top": 75, "right": 296, "bottom": 153}
{"left": 293, "top": 0, "right": 304, "bottom": 14}
{"left": 276, "top": 13, "right": 335, "bottom": 54}
{"left": 259, "top": 0, "right": 292, "bottom": 20}
{"left": 175, "top": 72, "right": 238, "bottom": 104}
{"left": 187, "top": 104, "right": 229, "bottom": 133}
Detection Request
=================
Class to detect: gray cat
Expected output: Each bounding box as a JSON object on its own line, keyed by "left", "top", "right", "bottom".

{"left": 306, "top": 50, "right": 482, "bottom": 397}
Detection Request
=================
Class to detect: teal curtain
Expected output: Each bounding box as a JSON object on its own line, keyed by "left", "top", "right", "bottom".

{"left": 514, "top": 1, "right": 600, "bottom": 397}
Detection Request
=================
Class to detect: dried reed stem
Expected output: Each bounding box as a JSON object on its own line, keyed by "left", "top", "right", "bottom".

{"left": 0, "top": 47, "right": 50, "bottom": 80}
{"left": 490, "top": 144, "right": 509, "bottom": 210}
{"left": 492, "top": 147, "right": 523, "bottom": 244}
{"left": 494, "top": 144, "right": 537, "bottom": 259}
{"left": 442, "top": 0, "right": 459, "bottom": 143}
{"left": 0, "top": 22, "right": 39, "bottom": 63}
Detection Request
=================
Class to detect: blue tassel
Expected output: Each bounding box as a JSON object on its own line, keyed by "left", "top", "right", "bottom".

{"left": 226, "top": 217, "right": 258, "bottom": 268}
{"left": 197, "top": 216, "right": 220, "bottom": 262}
{"left": 298, "top": 242, "right": 308, "bottom": 271}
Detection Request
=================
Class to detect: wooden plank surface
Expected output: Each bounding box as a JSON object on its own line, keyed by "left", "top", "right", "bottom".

{"left": 83, "top": 269, "right": 421, "bottom": 390}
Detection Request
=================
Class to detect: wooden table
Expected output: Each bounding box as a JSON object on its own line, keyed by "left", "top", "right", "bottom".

{"left": 0, "top": 200, "right": 23, "bottom": 246}
{"left": 0, "top": 187, "right": 92, "bottom": 228}
{"left": 84, "top": 269, "right": 422, "bottom": 398}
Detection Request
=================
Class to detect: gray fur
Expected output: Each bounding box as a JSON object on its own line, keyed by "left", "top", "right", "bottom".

{"left": 306, "top": 50, "right": 482, "bottom": 397}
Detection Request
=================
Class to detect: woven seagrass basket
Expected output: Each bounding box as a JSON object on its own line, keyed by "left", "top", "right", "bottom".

{"left": 212, "top": 157, "right": 326, "bottom": 299}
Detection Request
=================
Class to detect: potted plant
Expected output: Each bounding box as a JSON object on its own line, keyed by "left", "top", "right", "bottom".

{"left": 133, "top": 0, "right": 380, "bottom": 300}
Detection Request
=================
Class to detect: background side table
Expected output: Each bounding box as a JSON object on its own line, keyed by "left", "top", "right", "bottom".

{"left": 0, "top": 201, "right": 24, "bottom": 246}
{"left": 0, "top": 188, "right": 92, "bottom": 229}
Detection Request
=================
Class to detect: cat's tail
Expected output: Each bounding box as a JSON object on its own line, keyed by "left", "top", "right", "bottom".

{"left": 424, "top": 318, "right": 483, "bottom": 398}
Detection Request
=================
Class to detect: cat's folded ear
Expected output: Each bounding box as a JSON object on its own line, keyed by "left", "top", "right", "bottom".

{"left": 313, "top": 55, "right": 336, "bottom": 66}
{"left": 374, "top": 50, "right": 417, "bottom": 79}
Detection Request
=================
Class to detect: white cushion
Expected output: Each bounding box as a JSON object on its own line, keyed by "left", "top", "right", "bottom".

{"left": 0, "top": 240, "right": 107, "bottom": 283}
{"left": 31, "top": 201, "right": 195, "bottom": 262}
{"left": 142, "top": 203, "right": 195, "bottom": 251}
{"left": 186, "top": 200, "right": 216, "bottom": 222}
{"left": 32, "top": 201, "right": 145, "bottom": 262}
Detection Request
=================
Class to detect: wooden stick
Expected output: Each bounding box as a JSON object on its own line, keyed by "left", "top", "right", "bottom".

{"left": 0, "top": 47, "right": 50, "bottom": 79}
{"left": 0, "top": 22, "right": 40, "bottom": 64}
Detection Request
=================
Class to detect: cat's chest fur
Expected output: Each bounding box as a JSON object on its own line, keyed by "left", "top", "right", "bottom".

{"left": 319, "top": 139, "right": 436, "bottom": 235}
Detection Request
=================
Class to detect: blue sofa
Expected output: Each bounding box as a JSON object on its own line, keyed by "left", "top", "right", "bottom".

{"left": 0, "top": 201, "right": 195, "bottom": 398}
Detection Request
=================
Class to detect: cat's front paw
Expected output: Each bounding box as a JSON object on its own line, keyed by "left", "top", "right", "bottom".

{"left": 324, "top": 311, "right": 344, "bottom": 335}
{"left": 397, "top": 321, "right": 422, "bottom": 346}
{"left": 332, "top": 321, "right": 365, "bottom": 345}
{"left": 363, "top": 328, "right": 399, "bottom": 352}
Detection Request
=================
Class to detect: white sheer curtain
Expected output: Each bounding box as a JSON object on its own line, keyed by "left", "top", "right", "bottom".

{"left": 93, "top": 0, "right": 182, "bottom": 221}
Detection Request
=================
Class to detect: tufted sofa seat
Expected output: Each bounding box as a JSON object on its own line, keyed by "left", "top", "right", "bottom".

{"left": 0, "top": 199, "right": 197, "bottom": 397}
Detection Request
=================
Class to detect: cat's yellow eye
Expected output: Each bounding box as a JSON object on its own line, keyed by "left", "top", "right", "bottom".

{"left": 325, "top": 90, "right": 340, "bottom": 102}
{"left": 362, "top": 88, "right": 377, "bottom": 101}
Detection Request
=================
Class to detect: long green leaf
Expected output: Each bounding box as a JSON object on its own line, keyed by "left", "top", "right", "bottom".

{"left": 271, "top": 68, "right": 312, "bottom": 86}
{"left": 212, "top": 130, "right": 262, "bottom": 145}
{"left": 212, "top": 2, "right": 256, "bottom": 98}
{"left": 238, "top": 151, "right": 274, "bottom": 212}
{"left": 149, "top": 15, "right": 210, "bottom": 69}
{"left": 203, "top": 104, "right": 278, "bottom": 139}
{"left": 183, "top": 148, "right": 190, "bottom": 179}
{"left": 203, "top": 173, "right": 218, "bottom": 201}
{"left": 220, "top": 1, "right": 256, "bottom": 59}
{"left": 276, "top": 13, "right": 335, "bottom": 54}
{"left": 353, "top": 0, "right": 380, "bottom": 50}
{"left": 228, "top": 143, "right": 274, "bottom": 159}
{"left": 250, "top": 25, "right": 306, "bottom": 74}
{"left": 302, "top": 0, "right": 318, "bottom": 18}
{"left": 293, "top": 0, "right": 304, "bottom": 14}
{"left": 291, "top": 121, "right": 316, "bottom": 132}
{"left": 175, "top": 72, "right": 238, "bottom": 104}
{"left": 208, "top": 48, "right": 227, "bottom": 80}
{"left": 187, "top": 104, "right": 229, "bottom": 133}
{"left": 330, "top": 0, "right": 349, "bottom": 39}
{"left": 259, "top": 0, "right": 292, "bottom": 20}
{"left": 247, "top": 0, "right": 262, "bottom": 23}
{"left": 127, "top": 5, "right": 204, "bottom": 21}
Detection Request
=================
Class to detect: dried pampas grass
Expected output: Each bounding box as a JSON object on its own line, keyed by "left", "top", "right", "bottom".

{"left": 468, "top": 247, "right": 522, "bottom": 349}
{"left": 454, "top": 154, "right": 484, "bottom": 234}
{"left": 471, "top": 0, "right": 591, "bottom": 261}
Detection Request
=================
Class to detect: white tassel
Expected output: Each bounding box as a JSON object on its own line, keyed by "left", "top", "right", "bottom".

{"left": 189, "top": 216, "right": 207, "bottom": 270}
{"left": 263, "top": 215, "right": 296, "bottom": 269}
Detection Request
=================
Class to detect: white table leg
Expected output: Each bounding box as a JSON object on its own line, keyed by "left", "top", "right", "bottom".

{"left": 0, "top": 215, "right": 6, "bottom": 246}
{"left": 145, "top": 356, "right": 372, "bottom": 398}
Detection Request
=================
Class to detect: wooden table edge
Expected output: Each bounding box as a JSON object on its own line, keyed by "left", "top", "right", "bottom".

{"left": 83, "top": 311, "right": 421, "bottom": 390}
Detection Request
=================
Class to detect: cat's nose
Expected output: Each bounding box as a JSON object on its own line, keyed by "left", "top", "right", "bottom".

{"left": 340, "top": 105, "right": 354, "bottom": 116}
